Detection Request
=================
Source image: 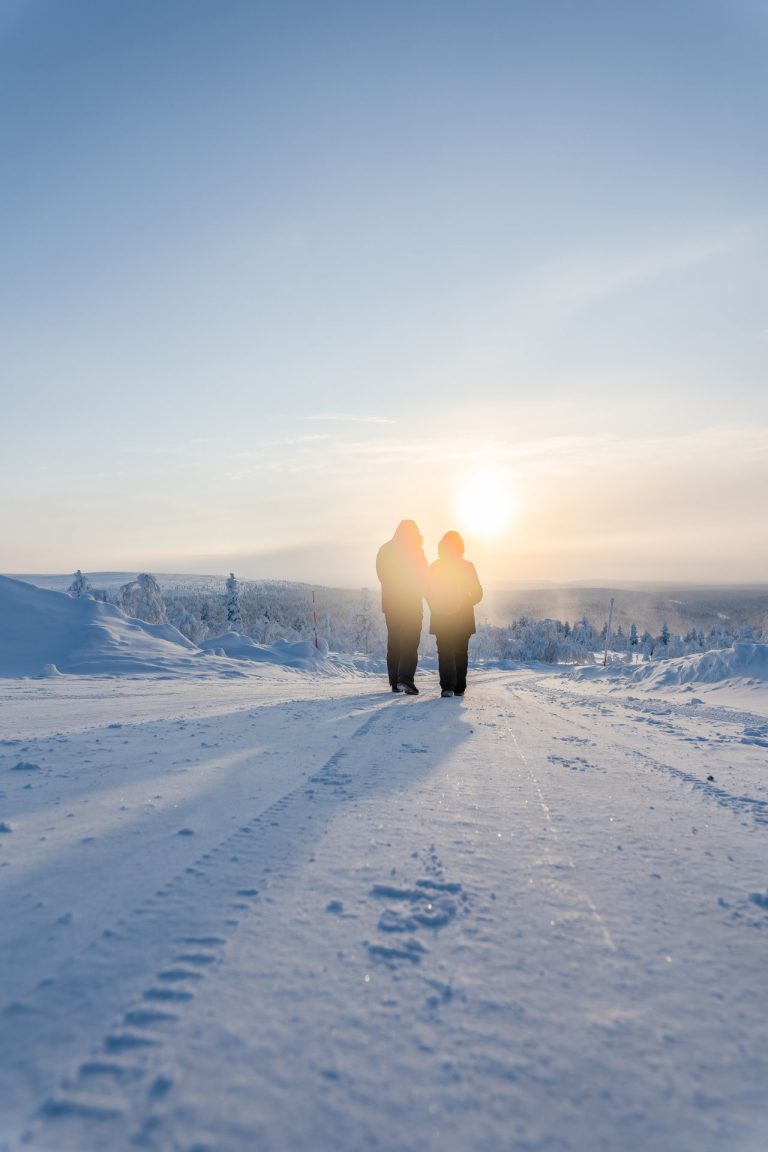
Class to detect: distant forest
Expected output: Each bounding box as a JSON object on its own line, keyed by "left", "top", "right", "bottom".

{"left": 63, "top": 572, "right": 768, "bottom": 667}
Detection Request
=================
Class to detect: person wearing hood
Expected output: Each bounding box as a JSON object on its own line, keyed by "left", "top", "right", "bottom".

{"left": 376, "top": 520, "right": 428, "bottom": 694}
{"left": 427, "top": 531, "right": 483, "bottom": 697}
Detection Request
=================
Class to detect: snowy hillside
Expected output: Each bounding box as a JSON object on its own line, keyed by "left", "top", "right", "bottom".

{"left": 0, "top": 576, "right": 200, "bottom": 678}
{"left": 1, "top": 583, "right": 767, "bottom": 1151}
{"left": 0, "top": 577, "right": 362, "bottom": 681}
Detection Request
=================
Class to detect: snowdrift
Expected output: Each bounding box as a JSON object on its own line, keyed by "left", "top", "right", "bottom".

{"left": 196, "top": 631, "right": 373, "bottom": 672}
{"left": 573, "top": 642, "right": 768, "bottom": 692}
{"left": 0, "top": 576, "right": 214, "bottom": 677}
{"left": 198, "top": 631, "right": 365, "bottom": 676}
{"left": 0, "top": 577, "right": 362, "bottom": 680}
{"left": 627, "top": 642, "right": 768, "bottom": 689}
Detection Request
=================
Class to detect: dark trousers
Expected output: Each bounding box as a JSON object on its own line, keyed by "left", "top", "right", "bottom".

{"left": 436, "top": 632, "right": 471, "bottom": 694}
{"left": 385, "top": 614, "right": 421, "bottom": 687}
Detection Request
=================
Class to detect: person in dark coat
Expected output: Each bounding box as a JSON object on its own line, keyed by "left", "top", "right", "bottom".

{"left": 376, "top": 520, "right": 428, "bottom": 694}
{"left": 427, "top": 531, "right": 483, "bottom": 697}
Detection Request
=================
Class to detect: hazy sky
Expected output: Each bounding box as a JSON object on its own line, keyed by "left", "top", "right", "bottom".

{"left": 2, "top": 0, "right": 766, "bottom": 587}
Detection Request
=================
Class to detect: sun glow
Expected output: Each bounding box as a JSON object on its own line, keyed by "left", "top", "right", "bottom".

{"left": 455, "top": 470, "right": 517, "bottom": 539}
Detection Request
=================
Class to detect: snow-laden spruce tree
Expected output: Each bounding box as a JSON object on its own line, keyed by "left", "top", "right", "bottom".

{"left": 67, "top": 570, "right": 91, "bottom": 598}
{"left": 225, "top": 572, "right": 243, "bottom": 632}
{"left": 117, "top": 573, "right": 167, "bottom": 624}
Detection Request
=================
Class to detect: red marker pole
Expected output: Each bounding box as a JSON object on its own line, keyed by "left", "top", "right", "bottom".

{"left": 312, "top": 590, "right": 319, "bottom": 649}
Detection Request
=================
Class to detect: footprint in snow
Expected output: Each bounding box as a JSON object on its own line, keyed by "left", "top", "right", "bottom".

{"left": 373, "top": 881, "right": 463, "bottom": 930}
{"left": 741, "top": 726, "right": 768, "bottom": 747}
{"left": 548, "top": 753, "right": 600, "bottom": 772}
{"left": 78, "top": 1060, "right": 137, "bottom": 1083}
{"left": 124, "top": 1008, "right": 178, "bottom": 1028}
{"left": 367, "top": 939, "right": 427, "bottom": 966}
{"left": 40, "top": 1096, "right": 124, "bottom": 1121}
{"left": 144, "top": 988, "right": 193, "bottom": 1003}
{"left": 157, "top": 967, "right": 203, "bottom": 982}
{"left": 103, "top": 1032, "right": 157, "bottom": 1053}
{"left": 365, "top": 863, "right": 468, "bottom": 972}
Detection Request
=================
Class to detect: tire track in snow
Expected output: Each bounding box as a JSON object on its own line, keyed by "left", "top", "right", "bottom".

{"left": 513, "top": 677, "right": 768, "bottom": 830}
{"left": 8, "top": 693, "right": 407, "bottom": 1150}
{"left": 629, "top": 749, "right": 768, "bottom": 827}
{"left": 507, "top": 726, "right": 617, "bottom": 953}
{"left": 14, "top": 673, "right": 768, "bottom": 1152}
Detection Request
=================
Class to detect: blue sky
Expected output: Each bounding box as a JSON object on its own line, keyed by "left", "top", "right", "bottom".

{"left": 2, "top": 0, "right": 766, "bottom": 586}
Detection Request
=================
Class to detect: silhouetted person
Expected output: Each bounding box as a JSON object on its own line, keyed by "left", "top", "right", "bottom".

{"left": 427, "top": 531, "right": 483, "bottom": 697}
{"left": 376, "top": 520, "right": 428, "bottom": 694}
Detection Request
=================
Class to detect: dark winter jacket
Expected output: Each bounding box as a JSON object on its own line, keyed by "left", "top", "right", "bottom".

{"left": 376, "top": 522, "right": 428, "bottom": 621}
{"left": 427, "top": 557, "right": 483, "bottom": 638}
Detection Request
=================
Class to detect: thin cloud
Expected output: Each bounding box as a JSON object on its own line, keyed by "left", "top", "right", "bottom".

{"left": 122, "top": 445, "right": 191, "bottom": 457}
{"left": 507, "top": 218, "right": 764, "bottom": 330}
{"left": 305, "top": 414, "right": 396, "bottom": 425}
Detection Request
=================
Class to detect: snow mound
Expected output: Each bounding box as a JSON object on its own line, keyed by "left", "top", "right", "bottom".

{"left": 0, "top": 576, "right": 213, "bottom": 677}
{"left": 628, "top": 643, "right": 768, "bottom": 689}
{"left": 198, "top": 632, "right": 343, "bottom": 674}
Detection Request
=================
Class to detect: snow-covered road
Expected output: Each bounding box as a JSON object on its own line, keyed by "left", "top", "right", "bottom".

{"left": 1, "top": 667, "right": 767, "bottom": 1151}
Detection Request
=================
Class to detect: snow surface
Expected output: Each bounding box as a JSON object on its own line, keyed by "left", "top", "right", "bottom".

{"left": 627, "top": 642, "right": 768, "bottom": 689}
{"left": 198, "top": 631, "right": 336, "bottom": 673}
{"left": 1, "top": 579, "right": 767, "bottom": 1151}
{"left": 0, "top": 576, "right": 356, "bottom": 680}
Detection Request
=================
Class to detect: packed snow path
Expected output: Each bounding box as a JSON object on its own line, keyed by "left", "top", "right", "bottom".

{"left": 1, "top": 667, "right": 767, "bottom": 1152}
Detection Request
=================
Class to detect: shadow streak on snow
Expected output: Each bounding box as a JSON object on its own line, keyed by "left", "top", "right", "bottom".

{"left": 0, "top": 681, "right": 473, "bottom": 1135}
{"left": 0, "top": 691, "right": 378, "bottom": 814}
{"left": 0, "top": 689, "right": 404, "bottom": 957}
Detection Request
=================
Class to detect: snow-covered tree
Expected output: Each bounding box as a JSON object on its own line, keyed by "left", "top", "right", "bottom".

{"left": 174, "top": 607, "right": 208, "bottom": 643}
{"left": 225, "top": 572, "right": 243, "bottom": 632}
{"left": 147, "top": 577, "right": 757, "bottom": 664}
{"left": 355, "top": 588, "right": 377, "bottom": 654}
{"left": 117, "top": 573, "right": 167, "bottom": 624}
{"left": 68, "top": 570, "right": 91, "bottom": 598}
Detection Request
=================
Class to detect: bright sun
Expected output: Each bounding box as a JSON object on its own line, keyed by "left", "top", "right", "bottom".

{"left": 455, "top": 470, "right": 517, "bottom": 539}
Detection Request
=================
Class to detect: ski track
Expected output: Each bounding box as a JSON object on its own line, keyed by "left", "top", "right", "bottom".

{"left": 2, "top": 669, "right": 767, "bottom": 1152}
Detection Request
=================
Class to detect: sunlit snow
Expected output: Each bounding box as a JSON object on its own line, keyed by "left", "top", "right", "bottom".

{"left": 1, "top": 576, "right": 766, "bottom": 1152}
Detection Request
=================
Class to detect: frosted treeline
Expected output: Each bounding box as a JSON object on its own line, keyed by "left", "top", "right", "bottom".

{"left": 162, "top": 579, "right": 382, "bottom": 653}
{"left": 471, "top": 617, "right": 761, "bottom": 666}
{"left": 68, "top": 573, "right": 766, "bottom": 666}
